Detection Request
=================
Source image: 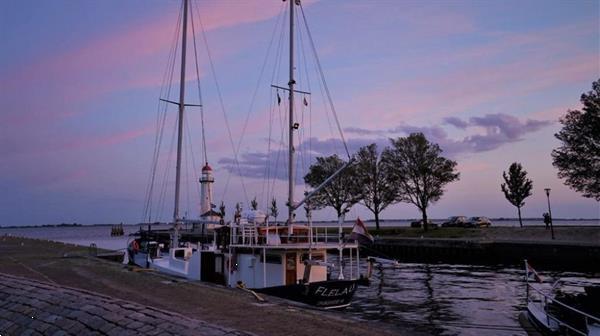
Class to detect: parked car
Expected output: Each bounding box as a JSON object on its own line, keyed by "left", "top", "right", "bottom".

{"left": 442, "top": 216, "right": 468, "bottom": 227}
{"left": 410, "top": 219, "right": 438, "bottom": 228}
{"left": 468, "top": 216, "right": 492, "bottom": 228}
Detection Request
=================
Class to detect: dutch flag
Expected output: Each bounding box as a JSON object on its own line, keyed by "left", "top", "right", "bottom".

{"left": 349, "top": 217, "right": 374, "bottom": 245}
{"left": 525, "top": 260, "right": 543, "bottom": 283}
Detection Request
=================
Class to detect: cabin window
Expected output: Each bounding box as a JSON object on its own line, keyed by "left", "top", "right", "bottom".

{"left": 262, "top": 253, "right": 282, "bottom": 264}
{"left": 301, "top": 253, "right": 324, "bottom": 262}
{"left": 174, "top": 249, "right": 185, "bottom": 259}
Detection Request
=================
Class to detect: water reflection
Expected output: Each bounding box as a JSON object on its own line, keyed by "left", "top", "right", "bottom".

{"left": 336, "top": 257, "right": 530, "bottom": 335}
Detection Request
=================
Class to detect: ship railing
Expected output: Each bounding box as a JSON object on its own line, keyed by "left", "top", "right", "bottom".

{"left": 229, "top": 224, "right": 353, "bottom": 247}
{"left": 526, "top": 281, "right": 600, "bottom": 335}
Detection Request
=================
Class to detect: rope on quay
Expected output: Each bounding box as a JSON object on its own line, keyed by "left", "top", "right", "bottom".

{"left": 8, "top": 256, "right": 56, "bottom": 284}
{"left": 236, "top": 281, "right": 266, "bottom": 302}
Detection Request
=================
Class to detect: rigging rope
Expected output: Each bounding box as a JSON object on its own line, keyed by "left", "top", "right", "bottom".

{"left": 184, "top": 112, "right": 202, "bottom": 216}
{"left": 299, "top": 3, "right": 351, "bottom": 160}
{"left": 255, "top": 3, "right": 286, "bottom": 208}
{"left": 313, "top": 54, "right": 341, "bottom": 156}
{"left": 296, "top": 7, "right": 312, "bottom": 184}
{"left": 264, "top": 5, "right": 289, "bottom": 207}
{"left": 269, "top": 94, "right": 288, "bottom": 203}
{"left": 142, "top": 3, "right": 182, "bottom": 222}
{"left": 156, "top": 115, "right": 179, "bottom": 221}
{"left": 193, "top": 3, "right": 250, "bottom": 205}
{"left": 266, "top": 9, "right": 289, "bottom": 206}
{"left": 261, "top": 87, "right": 275, "bottom": 207}
{"left": 142, "top": 12, "right": 179, "bottom": 222}
{"left": 189, "top": 1, "right": 208, "bottom": 166}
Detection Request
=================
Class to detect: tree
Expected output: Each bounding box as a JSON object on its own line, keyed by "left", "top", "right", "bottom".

{"left": 304, "top": 154, "right": 361, "bottom": 219}
{"left": 270, "top": 198, "right": 279, "bottom": 224}
{"left": 383, "top": 133, "right": 460, "bottom": 231}
{"left": 501, "top": 162, "right": 533, "bottom": 227}
{"left": 552, "top": 79, "right": 600, "bottom": 201}
{"left": 354, "top": 143, "right": 399, "bottom": 230}
{"left": 250, "top": 197, "right": 258, "bottom": 211}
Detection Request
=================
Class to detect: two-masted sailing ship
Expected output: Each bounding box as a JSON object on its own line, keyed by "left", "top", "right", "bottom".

{"left": 128, "top": 0, "right": 364, "bottom": 309}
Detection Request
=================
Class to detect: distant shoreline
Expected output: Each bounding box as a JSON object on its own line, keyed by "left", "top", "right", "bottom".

{"left": 1, "top": 217, "right": 598, "bottom": 229}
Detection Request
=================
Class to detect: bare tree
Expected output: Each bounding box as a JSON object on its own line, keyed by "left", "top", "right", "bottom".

{"left": 355, "top": 143, "right": 399, "bottom": 230}
{"left": 501, "top": 162, "right": 533, "bottom": 227}
{"left": 250, "top": 197, "right": 258, "bottom": 211}
{"left": 383, "top": 133, "right": 460, "bottom": 231}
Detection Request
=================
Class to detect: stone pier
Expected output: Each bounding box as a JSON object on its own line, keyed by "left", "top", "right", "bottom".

{"left": 0, "top": 273, "right": 252, "bottom": 336}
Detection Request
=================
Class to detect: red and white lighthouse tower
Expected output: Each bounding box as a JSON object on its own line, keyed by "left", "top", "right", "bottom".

{"left": 199, "top": 163, "right": 215, "bottom": 218}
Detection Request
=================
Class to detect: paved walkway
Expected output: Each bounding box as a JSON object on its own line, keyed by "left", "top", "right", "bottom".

{"left": 0, "top": 273, "right": 253, "bottom": 336}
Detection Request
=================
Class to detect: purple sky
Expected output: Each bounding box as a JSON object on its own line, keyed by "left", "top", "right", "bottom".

{"left": 1, "top": 0, "right": 599, "bottom": 226}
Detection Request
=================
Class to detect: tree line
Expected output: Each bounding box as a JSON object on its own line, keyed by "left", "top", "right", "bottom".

{"left": 304, "top": 133, "right": 460, "bottom": 231}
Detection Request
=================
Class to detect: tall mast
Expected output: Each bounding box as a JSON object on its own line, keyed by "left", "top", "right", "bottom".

{"left": 174, "top": 0, "right": 188, "bottom": 225}
{"left": 287, "top": 0, "right": 296, "bottom": 227}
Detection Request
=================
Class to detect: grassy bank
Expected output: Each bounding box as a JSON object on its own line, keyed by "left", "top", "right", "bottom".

{"left": 372, "top": 226, "right": 600, "bottom": 244}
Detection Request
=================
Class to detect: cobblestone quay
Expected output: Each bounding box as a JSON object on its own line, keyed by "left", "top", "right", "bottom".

{"left": 0, "top": 273, "right": 252, "bottom": 336}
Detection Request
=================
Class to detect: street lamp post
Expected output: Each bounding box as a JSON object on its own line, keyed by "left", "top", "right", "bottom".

{"left": 544, "top": 188, "right": 555, "bottom": 240}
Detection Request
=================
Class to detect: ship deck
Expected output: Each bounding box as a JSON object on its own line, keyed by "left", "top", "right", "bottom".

{"left": 229, "top": 242, "right": 359, "bottom": 250}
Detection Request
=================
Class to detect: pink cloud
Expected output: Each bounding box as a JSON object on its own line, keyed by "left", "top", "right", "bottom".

{"left": 0, "top": 1, "right": 300, "bottom": 130}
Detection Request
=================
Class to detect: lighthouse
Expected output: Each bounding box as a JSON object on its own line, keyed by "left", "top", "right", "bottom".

{"left": 199, "top": 163, "right": 216, "bottom": 219}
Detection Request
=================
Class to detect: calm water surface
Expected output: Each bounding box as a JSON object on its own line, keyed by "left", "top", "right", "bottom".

{"left": 347, "top": 262, "right": 528, "bottom": 335}
{"left": 2, "top": 225, "right": 597, "bottom": 335}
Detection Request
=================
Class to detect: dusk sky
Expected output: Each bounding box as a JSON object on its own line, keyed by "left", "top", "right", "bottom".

{"left": 1, "top": 0, "right": 599, "bottom": 226}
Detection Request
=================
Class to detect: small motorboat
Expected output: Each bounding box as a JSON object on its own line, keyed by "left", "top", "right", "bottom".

{"left": 522, "top": 260, "right": 600, "bottom": 335}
